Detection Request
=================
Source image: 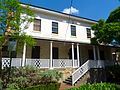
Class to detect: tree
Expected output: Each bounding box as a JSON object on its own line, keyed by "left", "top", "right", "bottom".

{"left": 91, "top": 6, "right": 120, "bottom": 45}
{"left": 0, "top": 0, "right": 35, "bottom": 78}
{"left": 106, "top": 6, "right": 120, "bottom": 23}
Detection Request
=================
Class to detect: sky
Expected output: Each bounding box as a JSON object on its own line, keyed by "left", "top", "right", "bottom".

{"left": 20, "top": 0, "right": 120, "bottom": 21}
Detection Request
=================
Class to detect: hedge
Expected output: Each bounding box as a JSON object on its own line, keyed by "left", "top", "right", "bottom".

{"left": 22, "top": 83, "right": 60, "bottom": 90}
{"left": 67, "top": 83, "right": 120, "bottom": 90}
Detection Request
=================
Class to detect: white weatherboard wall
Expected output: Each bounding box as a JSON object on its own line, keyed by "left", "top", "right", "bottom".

{"left": 24, "top": 9, "right": 95, "bottom": 44}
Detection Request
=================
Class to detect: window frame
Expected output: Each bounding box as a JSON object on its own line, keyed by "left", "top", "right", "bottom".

{"left": 86, "top": 28, "right": 91, "bottom": 38}
{"left": 52, "top": 22, "right": 58, "bottom": 34}
{"left": 71, "top": 25, "right": 76, "bottom": 36}
{"left": 33, "top": 19, "right": 41, "bottom": 31}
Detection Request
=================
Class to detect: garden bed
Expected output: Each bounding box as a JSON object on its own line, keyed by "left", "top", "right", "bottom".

{"left": 67, "top": 83, "right": 120, "bottom": 90}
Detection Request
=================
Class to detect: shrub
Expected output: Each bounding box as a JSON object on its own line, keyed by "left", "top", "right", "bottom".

{"left": 2, "top": 66, "right": 62, "bottom": 89}
{"left": 22, "top": 83, "right": 60, "bottom": 90}
{"left": 105, "top": 65, "right": 120, "bottom": 83}
{"left": 13, "top": 76, "right": 29, "bottom": 88}
{"left": 0, "top": 79, "right": 3, "bottom": 90}
{"left": 6, "top": 83, "right": 20, "bottom": 90}
{"left": 40, "top": 70, "right": 62, "bottom": 84}
{"left": 67, "top": 83, "right": 120, "bottom": 90}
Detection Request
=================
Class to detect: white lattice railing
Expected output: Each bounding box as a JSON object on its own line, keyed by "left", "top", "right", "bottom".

{"left": 26, "top": 59, "right": 50, "bottom": 68}
{"left": 53, "top": 59, "right": 78, "bottom": 68}
{"left": 53, "top": 59, "right": 72, "bottom": 68}
{"left": 2, "top": 58, "right": 22, "bottom": 68}
{"left": 2, "top": 58, "right": 79, "bottom": 68}
{"left": 72, "top": 60, "right": 114, "bottom": 85}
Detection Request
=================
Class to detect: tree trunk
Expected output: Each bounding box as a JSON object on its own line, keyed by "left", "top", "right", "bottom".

{"left": 0, "top": 48, "right": 2, "bottom": 78}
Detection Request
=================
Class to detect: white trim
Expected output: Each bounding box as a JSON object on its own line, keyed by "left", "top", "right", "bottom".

{"left": 22, "top": 43, "right": 26, "bottom": 66}
{"left": 50, "top": 41, "right": 53, "bottom": 69}
{"left": 77, "top": 43, "right": 80, "bottom": 67}
{"left": 72, "top": 43, "right": 75, "bottom": 68}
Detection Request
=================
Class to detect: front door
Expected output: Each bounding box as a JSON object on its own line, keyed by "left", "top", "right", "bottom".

{"left": 32, "top": 46, "right": 40, "bottom": 59}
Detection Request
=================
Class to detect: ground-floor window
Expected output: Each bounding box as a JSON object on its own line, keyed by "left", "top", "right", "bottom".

{"left": 52, "top": 47, "right": 59, "bottom": 59}
{"left": 31, "top": 46, "right": 40, "bottom": 59}
{"left": 2, "top": 46, "right": 16, "bottom": 58}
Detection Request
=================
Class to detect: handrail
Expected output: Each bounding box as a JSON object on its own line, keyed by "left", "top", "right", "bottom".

{"left": 72, "top": 60, "right": 90, "bottom": 85}
{"left": 72, "top": 60, "right": 114, "bottom": 85}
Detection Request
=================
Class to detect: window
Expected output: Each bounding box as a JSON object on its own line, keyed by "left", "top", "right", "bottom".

{"left": 71, "top": 25, "right": 76, "bottom": 36}
{"left": 52, "top": 47, "right": 58, "bottom": 59}
{"left": 86, "top": 28, "right": 91, "bottom": 38}
{"left": 33, "top": 19, "right": 41, "bottom": 31}
{"left": 32, "top": 46, "right": 40, "bottom": 59}
{"left": 52, "top": 22, "right": 58, "bottom": 34}
{"left": 2, "top": 46, "right": 16, "bottom": 58}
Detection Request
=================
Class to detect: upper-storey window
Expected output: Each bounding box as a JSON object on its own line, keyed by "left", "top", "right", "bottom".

{"left": 86, "top": 28, "right": 91, "bottom": 38}
{"left": 71, "top": 25, "right": 76, "bottom": 36}
{"left": 52, "top": 22, "right": 58, "bottom": 34}
{"left": 33, "top": 19, "right": 41, "bottom": 31}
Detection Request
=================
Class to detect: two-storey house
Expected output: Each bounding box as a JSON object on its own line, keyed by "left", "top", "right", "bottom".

{"left": 2, "top": 4, "right": 118, "bottom": 85}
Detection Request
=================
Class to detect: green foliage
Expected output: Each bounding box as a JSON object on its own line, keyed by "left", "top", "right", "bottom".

{"left": 22, "top": 83, "right": 60, "bottom": 90}
{"left": 0, "top": 0, "right": 35, "bottom": 47}
{"left": 1, "top": 66, "right": 62, "bottom": 89}
{"left": 91, "top": 6, "right": 120, "bottom": 45}
{"left": 67, "top": 83, "right": 120, "bottom": 90}
{"left": 0, "top": 0, "right": 35, "bottom": 78}
{"left": 6, "top": 83, "right": 20, "bottom": 90}
{"left": 14, "top": 33, "right": 36, "bottom": 51}
{"left": 13, "top": 76, "right": 29, "bottom": 88}
{"left": 2, "top": 66, "right": 41, "bottom": 88}
{"left": 0, "top": 0, "right": 34, "bottom": 33}
{"left": 91, "top": 19, "right": 120, "bottom": 45}
{"left": 105, "top": 65, "right": 120, "bottom": 83}
{"left": 40, "top": 70, "right": 62, "bottom": 83}
{"left": 0, "top": 78, "right": 3, "bottom": 89}
{"left": 0, "top": 36, "right": 5, "bottom": 47}
{"left": 106, "top": 6, "right": 120, "bottom": 23}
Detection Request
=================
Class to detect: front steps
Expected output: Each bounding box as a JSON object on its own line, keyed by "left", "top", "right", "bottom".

{"left": 63, "top": 71, "right": 90, "bottom": 86}
{"left": 63, "top": 76, "right": 72, "bottom": 85}
{"left": 63, "top": 68, "right": 106, "bottom": 86}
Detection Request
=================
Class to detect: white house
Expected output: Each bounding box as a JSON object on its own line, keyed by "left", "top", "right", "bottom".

{"left": 2, "top": 4, "right": 119, "bottom": 85}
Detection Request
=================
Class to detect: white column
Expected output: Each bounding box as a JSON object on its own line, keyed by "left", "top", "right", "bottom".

{"left": 77, "top": 43, "right": 80, "bottom": 67}
{"left": 22, "top": 43, "right": 26, "bottom": 67}
{"left": 72, "top": 43, "right": 75, "bottom": 68}
{"left": 50, "top": 41, "right": 53, "bottom": 69}
{"left": 97, "top": 46, "right": 100, "bottom": 60}
{"left": 93, "top": 45, "right": 96, "bottom": 60}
